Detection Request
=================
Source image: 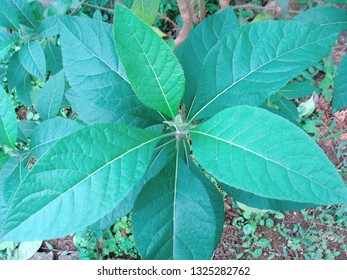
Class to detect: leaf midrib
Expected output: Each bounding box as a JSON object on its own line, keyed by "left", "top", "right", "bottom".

{"left": 190, "top": 30, "right": 339, "bottom": 121}
{"left": 10, "top": 0, "right": 37, "bottom": 31}
{"left": 191, "top": 130, "right": 341, "bottom": 199}
{"left": 59, "top": 19, "right": 129, "bottom": 84}
{"left": 121, "top": 16, "right": 175, "bottom": 118}
{"left": 3, "top": 133, "right": 165, "bottom": 237}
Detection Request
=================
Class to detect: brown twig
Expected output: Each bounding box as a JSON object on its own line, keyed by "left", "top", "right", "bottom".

{"left": 189, "top": 0, "right": 198, "bottom": 24}
{"left": 174, "top": 0, "right": 194, "bottom": 48}
{"left": 83, "top": 3, "right": 114, "bottom": 12}
{"left": 157, "top": 13, "right": 180, "bottom": 30}
{"left": 219, "top": 0, "right": 230, "bottom": 10}
{"left": 70, "top": 0, "right": 87, "bottom": 15}
{"left": 199, "top": 0, "right": 206, "bottom": 22}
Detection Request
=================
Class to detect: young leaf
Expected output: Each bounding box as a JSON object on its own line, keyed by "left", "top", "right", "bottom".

{"left": 293, "top": 6, "right": 347, "bottom": 33}
{"left": 133, "top": 148, "right": 223, "bottom": 260}
{"left": 0, "top": 124, "right": 162, "bottom": 241}
{"left": 18, "top": 41, "right": 46, "bottom": 80}
{"left": 190, "top": 21, "right": 341, "bottom": 120}
{"left": 0, "top": 87, "right": 17, "bottom": 148}
{"left": 44, "top": 41, "right": 63, "bottom": 74}
{"left": 59, "top": 16, "right": 160, "bottom": 126}
{"left": 131, "top": 0, "right": 161, "bottom": 26}
{"left": 114, "top": 4, "right": 185, "bottom": 118}
{"left": 191, "top": 106, "right": 347, "bottom": 205}
{"left": 36, "top": 70, "right": 65, "bottom": 120}
{"left": 175, "top": 7, "right": 239, "bottom": 113}
{"left": 17, "top": 240, "right": 42, "bottom": 260}
{"left": 29, "top": 118, "right": 83, "bottom": 160}
{"left": 332, "top": 54, "right": 347, "bottom": 112}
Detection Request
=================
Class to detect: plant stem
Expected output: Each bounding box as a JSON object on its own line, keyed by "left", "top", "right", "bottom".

{"left": 175, "top": 0, "right": 194, "bottom": 47}
{"left": 70, "top": 0, "right": 87, "bottom": 15}
{"left": 219, "top": 0, "right": 230, "bottom": 10}
{"left": 198, "top": 0, "right": 206, "bottom": 22}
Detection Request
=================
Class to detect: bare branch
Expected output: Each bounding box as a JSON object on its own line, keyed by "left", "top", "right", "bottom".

{"left": 174, "top": 0, "right": 194, "bottom": 48}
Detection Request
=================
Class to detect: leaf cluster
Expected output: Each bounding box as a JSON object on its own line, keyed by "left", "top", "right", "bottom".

{"left": 0, "top": 1, "right": 347, "bottom": 260}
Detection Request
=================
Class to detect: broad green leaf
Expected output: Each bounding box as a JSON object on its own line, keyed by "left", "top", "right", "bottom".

{"left": 222, "top": 183, "right": 317, "bottom": 211}
{"left": 0, "top": 158, "right": 21, "bottom": 224}
{"left": 279, "top": 81, "right": 315, "bottom": 99}
{"left": 131, "top": 0, "right": 161, "bottom": 25}
{"left": 30, "top": 118, "right": 84, "bottom": 160}
{"left": 18, "top": 240, "right": 42, "bottom": 260}
{"left": 0, "top": 124, "right": 162, "bottom": 241}
{"left": 5, "top": 0, "right": 38, "bottom": 31}
{"left": 7, "top": 51, "right": 25, "bottom": 91}
{"left": 44, "top": 41, "right": 63, "bottom": 74}
{"left": 293, "top": 6, "right": 347, "bottom": 33}
{"left": 90, "top": 144, "right": 170, "bottom": 231}
{"left": 114, "top": 4, "right": 185, "bottom": 118}
{"left": 175, "top": 7, "right": 239, "bottom": 115}
{"left": 59, "top": 16, "right": 160, "bottom": 126}
{"left": 133, "top": 148, "right": 223, "bottom": 260}
{"left": 18, "top": 41, "right": 46, "bottom": 80}
{"left": 17, "top": 120, "right": 37, "bottom": 142}
{"left": 332, "top": 54, "right": 347, "bottom": 112}
{"left": 2, "top": 156, "right": 29, "bottom": 205}
{"left": 190, "top": 21, "right": 341, "bottom": 120}
{"left": 298, "top": 94, "right": 316, "bottom": 117}
{"left": 0, "top": 6, "right": 20, "bottom": 31}
{"left": 0, "top": 153, "right": 10, "bottom": 168}
{"left": 0, "top": 155, "right": 29, "bottom": 225}
{"left": 36, "top": 70, "right": 65, "bottom": 120}
{"left": 191, "top": 106, "right": 347, "bottom": 206}
{"left": 188, "top": 159, "right": 224, "bottom": 247}
{"left": 0, "top": 87, "right": 17, "bottom": 148}
{"left": 39, "top": 16, "right": 59, "bottom": 38}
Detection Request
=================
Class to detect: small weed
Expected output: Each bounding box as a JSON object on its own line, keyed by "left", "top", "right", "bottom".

{"left": 74, "top": 213, "right": 138, "bottom": 260}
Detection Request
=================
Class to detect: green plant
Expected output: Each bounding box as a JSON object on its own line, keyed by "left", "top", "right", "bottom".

{"left": 74, "top": 214, "right": 138, "bottom": 259}
{"left": 1, "top": 2, "right": 347, "bottom": 260}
